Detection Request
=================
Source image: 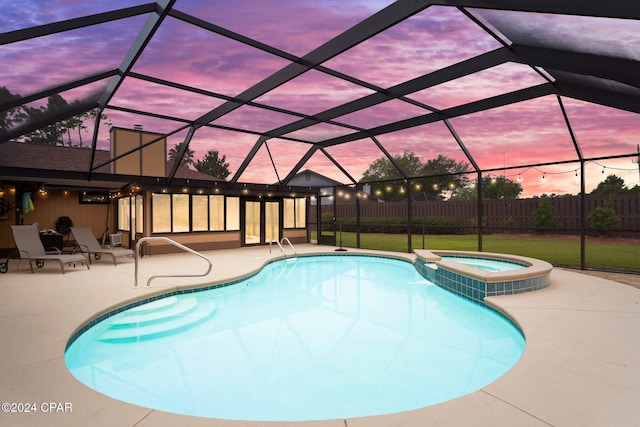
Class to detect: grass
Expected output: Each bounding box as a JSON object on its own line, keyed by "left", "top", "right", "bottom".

{"left": 321, "top": 232, "right": 640, "bottom": 272}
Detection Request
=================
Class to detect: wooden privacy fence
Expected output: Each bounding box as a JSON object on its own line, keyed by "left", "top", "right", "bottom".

{"left": 319, "top": 194, "right": 640, "bottom": 231}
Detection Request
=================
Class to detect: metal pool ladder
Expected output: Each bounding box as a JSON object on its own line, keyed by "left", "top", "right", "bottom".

{"left": 269, "top": 237, "right": 297, "bottom": 258}
{"left": 134, "top": 237, "right": 213, "bottom": 288}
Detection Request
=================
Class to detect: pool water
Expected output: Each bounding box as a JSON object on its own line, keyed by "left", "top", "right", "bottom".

{"left": 65, "top": 255, "right": 525, "bottom": 421}
{"left": 441, "top": 256, "right": 526, "bottom": 272}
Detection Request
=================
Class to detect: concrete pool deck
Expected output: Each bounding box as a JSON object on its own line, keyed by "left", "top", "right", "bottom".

{"left": 0, "top": 244, "right": 638, "bottom": 426}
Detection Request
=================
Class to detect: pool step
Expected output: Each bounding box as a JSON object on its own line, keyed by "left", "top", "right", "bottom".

{"left": 110, "top": 297, "right": 198, "bottom": 328}
{"left": 98, "top": 297, "right": 216, "bottom": 343}
{"left": 125, "top": 295, "right": 179, "bottom": 315}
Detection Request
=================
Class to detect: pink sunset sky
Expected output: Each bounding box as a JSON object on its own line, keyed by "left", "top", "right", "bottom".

{"left": 2, "top": 0, "right": 639, "bottom": 197}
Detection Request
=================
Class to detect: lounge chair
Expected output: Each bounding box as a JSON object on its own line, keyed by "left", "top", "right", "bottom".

{"left": 10, "top": 225, "right": 89, "bottom": 274}
{"left": 71, "top": 227, "right": 134, "bottom": 265}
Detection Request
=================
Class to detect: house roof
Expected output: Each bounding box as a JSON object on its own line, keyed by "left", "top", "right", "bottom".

{"left": 0, "top": 142, "right": 219, "bottom": 190}
{"left": 287, "top": 169, "right": 349, "bottom": 188}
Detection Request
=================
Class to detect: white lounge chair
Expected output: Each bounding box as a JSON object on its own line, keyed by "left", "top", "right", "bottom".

{"left": 10, "top": 225, "right": 89, "bottom": 274}
{"left": 71, "top": 227, "right": 134, "bottom": 265}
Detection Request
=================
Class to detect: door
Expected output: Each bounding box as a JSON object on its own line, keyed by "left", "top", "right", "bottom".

{"left": 244, "top": 200, "right": 261, "bottom": 245}
{"left": 264, "top": 201, "right": 279, "bottom": 243}
{"left": 243, "top": 199, "right": 280, "bottom": 245}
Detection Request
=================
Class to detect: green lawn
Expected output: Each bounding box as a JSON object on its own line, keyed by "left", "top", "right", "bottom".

{"left": 320, "top": 232, "right": 640, "bottom": 272}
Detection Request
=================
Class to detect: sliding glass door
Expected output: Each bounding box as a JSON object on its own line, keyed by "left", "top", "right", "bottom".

{"left": 243, "top": 199, "right": 280, "bottom": 245}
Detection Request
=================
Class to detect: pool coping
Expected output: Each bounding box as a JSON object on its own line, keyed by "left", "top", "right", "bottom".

{"left": 1, "top": 244, "right": 639, "bottom": 426}
{"left": 414, "top": 249, "right": 553, "bottom": 283}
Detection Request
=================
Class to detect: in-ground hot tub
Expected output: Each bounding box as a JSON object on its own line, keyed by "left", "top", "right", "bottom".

{"left": 414, "top": 250, "right": 553, "bottom": 304}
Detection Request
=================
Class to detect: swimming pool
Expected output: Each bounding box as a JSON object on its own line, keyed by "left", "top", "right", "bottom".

{"left": 65, "top": 255, "right": 524, "bottom": 421}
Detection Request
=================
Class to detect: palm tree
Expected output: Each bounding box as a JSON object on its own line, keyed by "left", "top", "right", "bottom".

{"left": 168, "top": 141, "right": 195, "bottom": 166}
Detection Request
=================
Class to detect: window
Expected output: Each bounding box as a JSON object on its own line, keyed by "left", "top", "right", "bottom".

{"left": 226, "top": 197, "right": 240, "bottom": 231}
{"left": 151, "top": 193, "right": 240, "bottom": 233}
{"left": 152, "top": 193, "right": 171, "bottom": 233}
{"left": 295, "top": 198, "right": 306, "bottom": 228}
{"left": 265, "top": 201, "right": 279, "bottom": 242}
{"left": 172, "top": 194, "right": 190, "bottom": 232}
{"left": 135, "top": 195, "right": 143, "bottom": 233}
{"left": 209, "top": 195, "right": 224, "bottom": 231}
{"left": 192, "top": 195, "right": 209, "bottom": 232}
{"left": 284, "top": 197, "right": 306, "bottom": 228}
{"left": 118, "top": 197, "right": 130, "bottom": 231}
{"left": 284, "top": 199, "right": 295, "bottom": 228}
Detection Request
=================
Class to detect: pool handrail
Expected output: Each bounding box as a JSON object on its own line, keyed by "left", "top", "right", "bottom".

{"left": 134, "top": 237, "right": 212, "bottom": 288}
{"left": 281, "top": 237, "right": 297, "bottom": 257}
{"left": 269, "top": 238, "right": 297, "bottom": 258}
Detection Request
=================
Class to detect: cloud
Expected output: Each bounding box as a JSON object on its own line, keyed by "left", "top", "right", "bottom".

{"left": 4, "top": 1, "right": 639, "bottom": 195}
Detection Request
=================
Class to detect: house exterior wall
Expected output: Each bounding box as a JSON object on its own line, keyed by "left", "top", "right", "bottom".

{"left": 0, "top": 188, "right": 116, "bottom": 254}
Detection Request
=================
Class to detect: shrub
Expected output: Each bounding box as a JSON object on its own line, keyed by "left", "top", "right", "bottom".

{"left": 321, "top": 215, "right": 462, "bottom": 235}
{"left": 500, "top": 216, "right": 516, "bottom": 232}
{"left": 531, "top": 196, "right": 557, "bottom": 233}
{"left": 588, "top": 202, "right": 620, "bottom": 236}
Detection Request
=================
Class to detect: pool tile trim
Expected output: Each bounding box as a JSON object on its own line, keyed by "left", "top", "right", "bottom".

{"left": 414, "top": 250, "right": 552, "bottom": 304}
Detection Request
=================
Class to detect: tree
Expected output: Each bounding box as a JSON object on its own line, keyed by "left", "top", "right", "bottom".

{"left": 360, "top": 151, "right": 470, "bottom": 201}
{"left": 481, "top": 176, "right": 523, "bottom": 199}
{"left": 0, "top": 86, "right": 25, "bottom": 132}
{"left": 195, "top": 149, "right": 231, "bottom": 179}
{"left": 449, "top": 175, "right": 523, "bottom": 200}
{"left": 360, "top": 151, "right": 425, "bottom": 202}
{"left": 20, "top": 94, "right": 72, "bottom": 145}
{"left": 1, "top": 89, "right": 108, "bottom": 146}
{"left": 590, "top": 174, "right": 630, "bottom": 195}
{"left": 168, "top": 141, "right": 195, "bottom": 166}
{"left": 422, "top": 155, "right": 470, "bottom": 197}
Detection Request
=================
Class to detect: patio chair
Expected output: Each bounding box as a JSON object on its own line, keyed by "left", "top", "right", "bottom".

{"left": 10, "top": 225, "right": 89, "bottom": 274}
{"left": 71, "top": 227, "right": 134, "bottom": 265}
